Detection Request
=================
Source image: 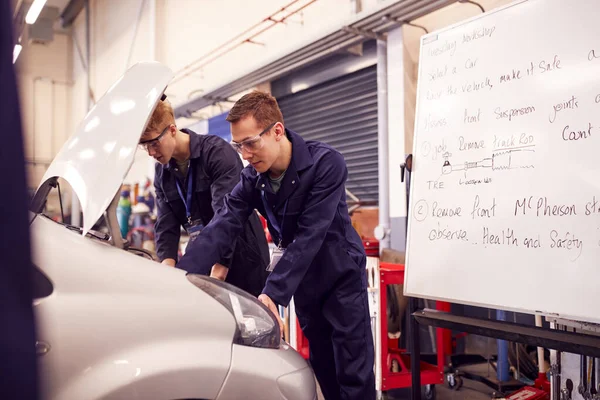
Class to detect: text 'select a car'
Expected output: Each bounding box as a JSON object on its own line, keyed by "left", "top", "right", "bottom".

{"left": 29, "top": 61, "right": 317, "bottom": 400}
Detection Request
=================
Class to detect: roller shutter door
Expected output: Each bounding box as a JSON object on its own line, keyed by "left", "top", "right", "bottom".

{"left": 276, "top": 66, "right": 378, "bottom": 203}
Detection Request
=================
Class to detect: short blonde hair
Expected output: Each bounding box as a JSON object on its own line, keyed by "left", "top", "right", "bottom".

{"left": 143, "top": 99, "right": 175, "bottom": 139}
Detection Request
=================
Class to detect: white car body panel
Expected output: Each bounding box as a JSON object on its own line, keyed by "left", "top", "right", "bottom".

{"left": 32, "top": 214, "right": 236, "bottom": 399}
{"left": 38, "top": 62, "right": 173, "bottom": 235}
{"left": 217, "top": 344, "right": 316, "bottom": 400}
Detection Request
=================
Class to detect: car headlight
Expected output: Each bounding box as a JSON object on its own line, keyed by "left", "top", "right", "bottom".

{"left": 187, "top": 275, "right": 280, "bottom": 349}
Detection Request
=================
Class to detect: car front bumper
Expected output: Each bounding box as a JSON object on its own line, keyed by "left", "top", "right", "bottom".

{"left": 216, "top": 341, "right": 317, "bottom": 400}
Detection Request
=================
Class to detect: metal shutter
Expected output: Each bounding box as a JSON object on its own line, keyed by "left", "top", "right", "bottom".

{"left": 276, "top": 66, "right": 378, "bottom": 203}
{"left": 207, "top": 111, "right": 232, "bottom": 142}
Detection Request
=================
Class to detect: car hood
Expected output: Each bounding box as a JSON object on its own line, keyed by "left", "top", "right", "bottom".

{"left": 36, "top": 62, "right": 173, "bottom": 235}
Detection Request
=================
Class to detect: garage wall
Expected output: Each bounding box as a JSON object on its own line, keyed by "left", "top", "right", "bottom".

{"left": 69, "top": 0, "right": 157, "bottom": 187}
{"left": 15, "top": 30, "right": 72, "bottom": 192}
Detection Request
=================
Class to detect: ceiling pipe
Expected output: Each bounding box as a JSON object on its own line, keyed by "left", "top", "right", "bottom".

{"left": 174, "top": 0, "right": 455, "bottom": 118}
{"left": 170, "top": 0, "right": 317, "bottom": 85}
{"left": 172, "top": 0, "right": 305, "bottom": 79}
{"left": 60, "top": 0, "right": 85, "bottom": 28}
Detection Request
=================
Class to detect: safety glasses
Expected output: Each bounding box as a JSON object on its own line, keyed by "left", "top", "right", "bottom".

{"left": 230, "top": 122, "right": 276, "bottom": 154}
{"left": 139, "top": 124, "right": 171, "bottom": 151}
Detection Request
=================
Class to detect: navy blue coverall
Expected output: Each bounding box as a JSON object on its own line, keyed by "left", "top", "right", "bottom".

{"left": 154, "top": 129, "right": 270, "bottom": 297}
{"left": 177, "top": 129, "right": 376, "bottom": 400}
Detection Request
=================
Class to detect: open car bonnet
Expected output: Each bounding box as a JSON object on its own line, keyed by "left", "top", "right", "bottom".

{"left": 33, "top": 62, "right": 173, "bottom": 235}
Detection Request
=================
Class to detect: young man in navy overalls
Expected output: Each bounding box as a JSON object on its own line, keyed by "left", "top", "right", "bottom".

{"left": 177, "top": 91, "right": 376, "bottom": 400}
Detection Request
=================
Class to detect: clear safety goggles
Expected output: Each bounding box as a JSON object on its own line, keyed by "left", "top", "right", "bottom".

{"left": 230, "top": 122, "right": 276, "bottom": 154}
{"left": 139, "top": 124, "right": 171, "bottom": 151}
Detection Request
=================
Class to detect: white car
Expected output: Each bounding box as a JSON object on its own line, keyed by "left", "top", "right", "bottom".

{"left": 29, "top": 62, "right": 317, "bottom": 400}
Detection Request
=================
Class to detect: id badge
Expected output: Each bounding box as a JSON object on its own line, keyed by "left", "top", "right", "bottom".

{"left": 267, "top": 247, "right": 284, "bottom": 272}
{"left": 184, "top": 219, "right": 204, "bottom": 242}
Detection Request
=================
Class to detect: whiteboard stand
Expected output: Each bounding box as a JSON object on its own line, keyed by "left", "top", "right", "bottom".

{"left": 400, "top": 154, "right": 425, "bottom": 400}
{"left": 411, "top": 311, "right": 600, "bottom": 363}
{"left": 407, "top": 297, "right": 422, "bottom": 399}
{"left": 403, "top": 150, "right": 600, "bottom": 397}
{"left": 401, "top": 153, "right": 600, "bottom": 398}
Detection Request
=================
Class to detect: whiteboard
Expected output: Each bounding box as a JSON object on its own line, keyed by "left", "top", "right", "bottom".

{"left": 404, "top": 0, "right": 600, "bottom": 323}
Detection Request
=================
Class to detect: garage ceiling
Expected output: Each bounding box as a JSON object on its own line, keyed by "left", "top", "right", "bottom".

{"left": 173, "top": 0, "right": 515, "bottom": 122}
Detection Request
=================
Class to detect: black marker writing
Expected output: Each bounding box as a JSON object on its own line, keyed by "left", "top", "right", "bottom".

{"left": 527, "top": 55, "right": 562, "bottom": 75}
{"left": 514, "top": 196, "right": 577, "bottom": 217}
{"left": 427, "top": 180, "right": 445, "bottom": 190}
{"left": 465, "top": 58, "right": 478, "bottom": 69}
{"left": 499, "top": 69, "right": 522, "bottom": 84}
{"left": 428, "top": 40, "right": 457, "bottom": 57}
{"left": 428, "top": 65, "right": 449, "bottom": 81}
{"left": 464, "top": 108, "right": 482, "bottom": 124}
{"left": 423, "top": 114, "right": 447, "bottom": 131}
{"left": 562, "top": 123, "right": 592, "bottom": 141}
{"left": 459, "top": 136, "right": 485, "bottom": 151}
{"left": 523, "top": 235, "right": 541, "bottom": 248}
{"left": 585, "top": 196, "right": 600, "bottom": 216}
{"left": 495, "top": 105, "right": 535, "bottom": 122}
{"left": 471, "top": 195, "right": 497, "bottom": 219}
{"left": 482, "top": 227, "right": 518, "bottom": 246}
{"left": 549, "top": 95, "right": 578, "bottom": 123}
{"left": 463, "top": 26, "right": 496, "bottom": 43}
{"left": 549, "top": 230, "right": 583, "bottom": 261}
{"left": 539, "top": 55, "right": 561, "bottom": 73}
{"left": 431, "top": 202, "right": 462, "bottom": 218}
{"left": 428, "top": 222, "right": 468, "bottom": 241}
{"left": 462, "top": 77, "right": 493, "bottom": 92}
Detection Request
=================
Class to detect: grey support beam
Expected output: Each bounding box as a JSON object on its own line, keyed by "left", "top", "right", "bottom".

{"left": 60, "top": 0, "right": 85, "bottom": 28}
{"left": 173, "top": 0, "right": 456, "bottom": 118}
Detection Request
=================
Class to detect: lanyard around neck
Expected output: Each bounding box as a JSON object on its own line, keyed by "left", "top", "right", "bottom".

{"left": 175, "top": 163, "right": 194, "bottom": 224}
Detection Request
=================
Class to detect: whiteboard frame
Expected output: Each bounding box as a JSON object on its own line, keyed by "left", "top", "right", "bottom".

{"left": 403, "top": 0, "right": 600, "bottom": 324}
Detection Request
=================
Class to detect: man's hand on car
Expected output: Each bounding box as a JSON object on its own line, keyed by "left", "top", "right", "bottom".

{"left": 161, "top": 258, "right": 176, "bottom": 267}
{"left": 258, "top": 294, "right": 284, "bottom": 335}
{"left": 210, "top": 263, "right": 229, "bottom": 281}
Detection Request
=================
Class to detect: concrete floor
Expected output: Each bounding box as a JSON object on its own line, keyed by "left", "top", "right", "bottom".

{"left": 316, "top": 363, "right": 501, "bottom": 399}
{"left": 315, "top": 334, "right": 525, "bottom": 399}
{"left": 384, "top": 364, "right": 498, "bottom": 400}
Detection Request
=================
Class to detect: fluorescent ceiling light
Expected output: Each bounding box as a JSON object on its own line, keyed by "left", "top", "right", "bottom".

{"left": 13, "top": 44, "right": 22, "bottom": 64}
{"left": 25, "top": 0, "right": 48, "bottom": 25}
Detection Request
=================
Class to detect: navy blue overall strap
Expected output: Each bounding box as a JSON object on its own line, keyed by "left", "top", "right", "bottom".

{"left": 175, "top": 164, "right": 195, "bottom": 224}
{"left": 261, "top": 190, "right": 288, "bottom": 246}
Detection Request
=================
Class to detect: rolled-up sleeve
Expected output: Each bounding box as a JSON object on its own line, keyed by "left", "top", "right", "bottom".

{"left": 154, "top": 168, "right": 181, "bottom": 262}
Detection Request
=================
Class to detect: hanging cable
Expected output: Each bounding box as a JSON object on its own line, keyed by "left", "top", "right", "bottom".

{"left": 403, "top": 21, "right": 429, "bottom": 34}
{"left": 458, "top": 0, "right": 485, "bottom": 13}
{"left": 170, "top": 0, "right": 317, "bottom": 85}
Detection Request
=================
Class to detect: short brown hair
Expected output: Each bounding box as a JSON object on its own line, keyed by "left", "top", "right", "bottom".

{"left": 226, "top": 90, "right": 284, "bottom": 129}
{"left": 143, "top": 98, "right": 175, "bottom": 138}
